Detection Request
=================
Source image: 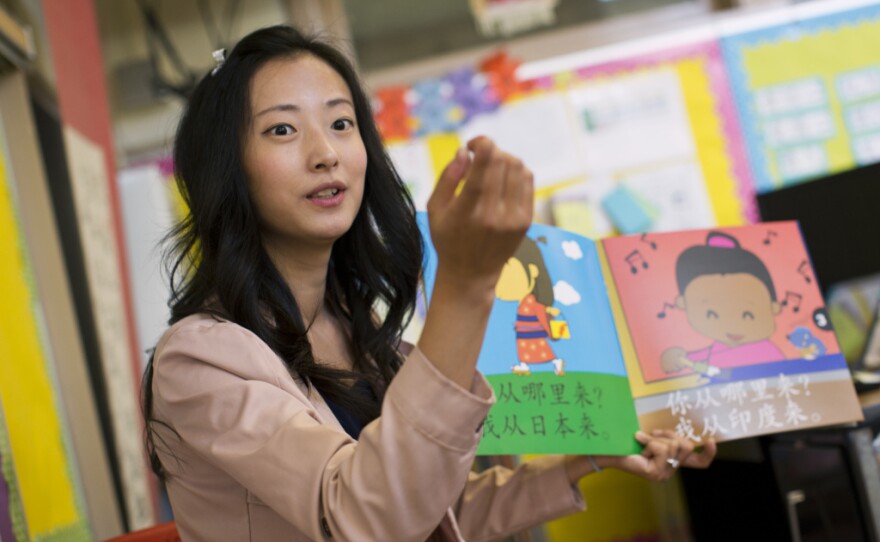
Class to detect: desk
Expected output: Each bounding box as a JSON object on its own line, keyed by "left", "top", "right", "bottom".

{"left": 860, "top": 387, "right": 880, "bottom": 414}
{"left": 681, "top": 390, "right": 880, "bottom": 542}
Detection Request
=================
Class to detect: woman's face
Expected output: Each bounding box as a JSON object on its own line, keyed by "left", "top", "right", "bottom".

{"left": 679, "top": 273, "right": 780, "bottom": 346}
{"left": 242, "top": 54, "right": 367, "bottom": 251}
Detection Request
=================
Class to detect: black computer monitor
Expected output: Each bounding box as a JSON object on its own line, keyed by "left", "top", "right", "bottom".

{"left": 756, "top": 162, "right": 880, "bottom": 293}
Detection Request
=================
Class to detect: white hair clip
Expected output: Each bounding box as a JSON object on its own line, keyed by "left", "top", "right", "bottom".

{"left": 211, "top": 48, "right": 226, "bottom": 76}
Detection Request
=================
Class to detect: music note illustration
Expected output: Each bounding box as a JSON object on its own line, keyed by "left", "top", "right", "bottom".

{"left": 780, "top": 291, "right": 803, "bottom": 313}
{"left": 763, "top": 230, "right": 777, "bottom": 245}
{"left": 797, "top": 260, "right": 812, "bottom": 283}
{"left": 657, "top": 301, "right": 677, "bottom": 319}
{"left": 625, "top": 250, "right": 649, "bottom": 274}
{"left": 640, "top": 233, "right": 657, "bottom": 250}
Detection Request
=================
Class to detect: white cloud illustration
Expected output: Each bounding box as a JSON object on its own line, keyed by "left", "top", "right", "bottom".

{"left": 554, "top": 280, "right": 581, "bottom": 306}
{"left": 562, "top": 240, "right": 583, "bottom": 260}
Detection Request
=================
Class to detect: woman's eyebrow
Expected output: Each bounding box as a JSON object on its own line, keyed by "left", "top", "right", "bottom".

{"left": 254, "top": 98, "right": 353, "bottom": 118}
{"left": 254, "top": 103, "right": 298, "bottom": 117}
{"left": 326, "top": 97, "right": 354, "bottom": 109}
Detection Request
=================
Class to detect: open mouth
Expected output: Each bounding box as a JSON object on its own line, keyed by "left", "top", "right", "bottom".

{"left": 726, "top": 333, "right": 744, "bottom": 342}
{"left": 308, "top": 188, "right": 342, "bottom": 199}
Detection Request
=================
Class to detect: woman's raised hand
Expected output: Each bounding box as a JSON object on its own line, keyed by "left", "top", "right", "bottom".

{"left": 426, "top": 136, "right": 534, "bottom": 294}
{"left": 417, "top": 137, "right": 534, "bottom": 389}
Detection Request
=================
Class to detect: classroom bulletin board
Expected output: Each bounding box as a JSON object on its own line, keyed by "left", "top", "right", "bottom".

{"left": 375, "top": 42, "right": 754, "bottom": 240}
{"left": 374, "top": 1, "right": 880, "bottom": 240}
{"left": 723, "top": 2, "right": 880, "bottom": 192}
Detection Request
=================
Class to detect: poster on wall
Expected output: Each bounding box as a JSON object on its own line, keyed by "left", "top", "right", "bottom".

{"left": 530, "top": 39, "right": 756, "bottom": 236}
{"left": 0, "top": 141, "right": 91, "bottom": 541}
{"left": 561, "top": 67, "right": 717, "bottom": 235}
{"left": 63, "top": 127, "right": 155, "bottom": 529}
{"left": 385, "top": 138, "right": 436, "bottom": 210}
{"left": 458, "top": 93, "right": 585, "bottom": 189}
{"left": 721, "top": 2, "right": 880, "bottom": 192}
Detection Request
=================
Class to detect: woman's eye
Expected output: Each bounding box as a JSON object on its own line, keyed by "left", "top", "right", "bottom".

{"left": 332, "top": 118, "right": 354, "bottom": 130}
{"left": 269, "top": 124, "right": 294, "bottom": 136}
{"left": 706, "top": 310, "right": 719, "bottom": 319}
{"left": 742, "top": 311, "right": 755, "bottom": 320}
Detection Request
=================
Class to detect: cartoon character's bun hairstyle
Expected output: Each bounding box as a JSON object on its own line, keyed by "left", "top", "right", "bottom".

{"left": 675, "top": 231, "right": 777, "bottom": 301}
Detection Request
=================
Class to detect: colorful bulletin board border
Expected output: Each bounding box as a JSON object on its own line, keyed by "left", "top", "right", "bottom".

{"left": 534, "top": 40, "right": 757, "bottom": 225}
{"left": 721, "top": 2, "right": 880, "bottom": 192}
{"left": 0, "top": 144, "right": 91, "bottom": 540}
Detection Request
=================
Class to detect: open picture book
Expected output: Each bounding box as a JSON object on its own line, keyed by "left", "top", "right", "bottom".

{"left": 418, "top": 214, "right": 863, "bottom": 455}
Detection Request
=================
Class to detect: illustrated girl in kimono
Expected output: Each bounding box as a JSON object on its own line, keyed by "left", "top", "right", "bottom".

{"left": 495, "top": 236, "right": 565, "bottom": 376}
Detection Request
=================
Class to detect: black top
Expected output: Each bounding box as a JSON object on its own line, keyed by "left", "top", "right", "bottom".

{"left": 323, "top": 379, "right": 376, "bottom": 440}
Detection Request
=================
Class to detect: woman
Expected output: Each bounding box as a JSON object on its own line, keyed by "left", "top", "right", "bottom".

{"left": 144, "top": 25, "right": 715, "bottom": 542}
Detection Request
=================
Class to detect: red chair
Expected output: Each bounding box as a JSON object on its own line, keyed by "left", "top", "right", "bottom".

{"left": 104, "top": 522, "right": 181, "bottom": 542}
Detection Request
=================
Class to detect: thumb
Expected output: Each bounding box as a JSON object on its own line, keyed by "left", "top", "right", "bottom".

{"left": 429, "top": 147, "right": 469, "bottom": 207}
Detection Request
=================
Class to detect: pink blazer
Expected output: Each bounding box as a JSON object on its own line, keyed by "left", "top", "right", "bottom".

{"left": 151, "top": 314, "right": 585, "bottom": 541}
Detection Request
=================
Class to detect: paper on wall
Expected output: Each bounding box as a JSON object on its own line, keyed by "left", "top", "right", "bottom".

{"left": 458, "top": 93, "right": 584, "bottom": 188}
{"left": 386, "top": 138, "right": 436, "bottom": 210}
{"left": 567, "top": 68, "right": 696, "bottom": 175}
{"left": 550, "top": 176, "right": 616, "bottom": 238}
{"left": 621, "top": 160, "right": 716, "bottom": 232}
{"left": 63, "top": 127, "right": 154, "bottom": 529}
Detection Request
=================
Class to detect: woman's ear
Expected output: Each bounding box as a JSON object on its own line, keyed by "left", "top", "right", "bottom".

{"left": 675, "top": 295, "right": 686, "bottom": 309}
{"left": 772, "top": 301, "right": 782, "bottom": 315}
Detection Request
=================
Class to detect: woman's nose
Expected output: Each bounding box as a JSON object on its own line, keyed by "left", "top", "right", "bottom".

{"left": 308, "top": 132, "right": 339, "bottom": 171}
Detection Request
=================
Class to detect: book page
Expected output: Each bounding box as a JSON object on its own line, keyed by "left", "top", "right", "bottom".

{"left": 602, "top": 222, "right": 863, "bottom": 443}
{"left": 419, "top": 213, "right": 640, "bottom": 455}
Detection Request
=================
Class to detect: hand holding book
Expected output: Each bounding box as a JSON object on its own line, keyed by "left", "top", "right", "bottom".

{"left": 563, "top": 430, "right": 717, "bottom": 483}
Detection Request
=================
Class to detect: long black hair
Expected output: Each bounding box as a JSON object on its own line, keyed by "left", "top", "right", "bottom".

{"left": 143, "top": 25, "right": 423, "bottom": 477}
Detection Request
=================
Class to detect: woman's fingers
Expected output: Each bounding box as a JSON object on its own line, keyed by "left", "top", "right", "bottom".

{"left": 629, "top": 433, "right": 670, "bottom": 481}
{"left": 427, "top": 147, "right": 469, "bottom": 214}
{"left": 625, "top": 431, "right": 717, "bottom": 481}
{"left": 519, "top": 166, "right": 534, "bottom": 223}
{"left": 459, "top": 136, "right": 497, "bottom": 206}
{"left": 650, "top": 429, "right": 713, "bottom": 470}
{"left": 682, "top": 438, "right": 717, "bottom": 469}
{"left": 501, "top": 157, "right": 533, "bottom": 228}
{"left": 427, "top": 136, "right": 535, "bottom": 285}
{"left": 476, "top": 149, "right": 509, "bottom": 217}
{"left": 652, "top": 429, "right": 689, "bottom": 464}
{"left": 645, "top": 438, "right": 673, "bottom": 467}
{"left": 629, "top": 431, "right": 685, "bottom": 481}
{"left": 462, "top": 137, "right": 530, "bottom": 227}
